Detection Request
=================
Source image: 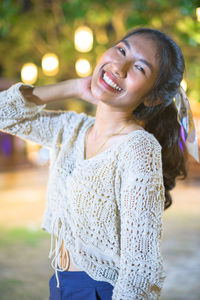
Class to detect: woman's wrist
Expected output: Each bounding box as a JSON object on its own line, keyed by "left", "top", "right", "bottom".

{"left": 62, "top": 78, "right": 80, "bottom": 99}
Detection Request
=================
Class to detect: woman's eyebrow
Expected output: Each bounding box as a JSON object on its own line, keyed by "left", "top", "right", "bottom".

{"left": 121, "top": 39, "right": 131, "bottom": 50}
{"left": 121, "top": 39, "right": 154, "bottom": 74}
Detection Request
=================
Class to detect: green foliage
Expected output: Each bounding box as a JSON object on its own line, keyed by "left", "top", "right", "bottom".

{"left": 0, "top": 0, "right": 199, "bottom": 102}
{"left": 0, "top": 0, "right": 20, "bottom": 37}
{"left": 0, "top": 227, "right": 49, "bottom": 247}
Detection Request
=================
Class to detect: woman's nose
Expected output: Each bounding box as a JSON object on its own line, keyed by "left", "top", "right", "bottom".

{"left": 110, "top": 61, "right": 130, "bottom": 78}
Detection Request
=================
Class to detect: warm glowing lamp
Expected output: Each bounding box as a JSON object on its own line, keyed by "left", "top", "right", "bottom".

{"left": 196, "top": 7, "right": 200, "bottom": 22}
{"left": 75, "top": 59, "right": 91, "bottom": 77}
{"left": 21, "top": 63, "right": 38, "bottom": 84}
{"left": 42, "top": 53, "right": 59, "bottom": 76}
{"left": 74, "top": 26, "right": 93, "bottom": 52}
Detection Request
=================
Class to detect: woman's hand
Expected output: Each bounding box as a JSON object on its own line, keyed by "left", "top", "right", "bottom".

{"left": 77, "top": 76, "right": 99, "bottom": 106}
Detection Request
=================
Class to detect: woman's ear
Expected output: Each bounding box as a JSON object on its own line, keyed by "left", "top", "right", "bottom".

{"left": 143, "top": 96, "right": 162, "bottom": 107}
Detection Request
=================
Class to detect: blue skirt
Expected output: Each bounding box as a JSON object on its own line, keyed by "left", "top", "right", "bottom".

{"left": 49, "top": 270, "right": 114, "bottom": 300}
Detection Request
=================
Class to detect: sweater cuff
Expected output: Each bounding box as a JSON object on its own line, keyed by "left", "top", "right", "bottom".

{"left": 112, "top": 285, "right": 148, "bottom": 300}
{"left": 9, "top": 82, "right": 46, "bottom": 110}
{"left": 112, "top": 273, "right": 150, "bottom": 300}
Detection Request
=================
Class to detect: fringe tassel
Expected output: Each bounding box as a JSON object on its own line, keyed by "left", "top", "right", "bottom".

{"left": 48, "top": 216, "right": 70, "bottom": 288}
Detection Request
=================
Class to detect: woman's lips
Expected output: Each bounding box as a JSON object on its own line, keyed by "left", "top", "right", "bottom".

{"left": 99, "top": 70, "right": 123, "bottom": 94}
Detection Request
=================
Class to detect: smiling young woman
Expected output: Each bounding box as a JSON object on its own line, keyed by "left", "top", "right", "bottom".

{"left": 91, "top": 34, "right": 159, "bottom": 111}
{"left": 0, "top": 28, "right": 189, "bottom": 300}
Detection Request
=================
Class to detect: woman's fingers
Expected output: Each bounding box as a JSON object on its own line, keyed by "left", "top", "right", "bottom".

{"left": 77, "top": 77, "right": 99, "bottom": 105}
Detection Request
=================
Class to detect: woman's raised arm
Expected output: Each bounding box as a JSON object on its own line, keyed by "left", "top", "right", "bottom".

{"left": 0, "top": 79, "right": 98, "bottom": 149}
{"left": 20, "top": 77, "right": 99, "bottom": 105}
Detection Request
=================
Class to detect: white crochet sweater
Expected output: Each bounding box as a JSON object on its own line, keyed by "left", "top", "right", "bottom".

{"left": 0, "top": 83, "right": 167, "bottom": 299}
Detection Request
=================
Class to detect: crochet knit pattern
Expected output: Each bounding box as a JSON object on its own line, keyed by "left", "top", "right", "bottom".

{"left": 0, "top": 83, "right": 167, "bottom": 299}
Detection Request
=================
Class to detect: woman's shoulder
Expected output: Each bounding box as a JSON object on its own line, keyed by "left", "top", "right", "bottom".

{"left": 119, "top": 129, "right": 163, "bottom": 173}
{"left": 61, "top": 110, "right": 94, "bottom": 127}
{"left": 79, "top": 111, "right": 95, "bottom": 122}
{"left": 125, "top": 129, "right": 162, "bottom": 153}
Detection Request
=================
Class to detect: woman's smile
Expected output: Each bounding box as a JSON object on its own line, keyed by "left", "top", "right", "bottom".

{"left": 99, "top": 70, "right": 123, "bottom": 94}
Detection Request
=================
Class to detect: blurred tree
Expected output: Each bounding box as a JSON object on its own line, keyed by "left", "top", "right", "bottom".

{"left": 0, "top": 0, "right": 200, "bottom": 106}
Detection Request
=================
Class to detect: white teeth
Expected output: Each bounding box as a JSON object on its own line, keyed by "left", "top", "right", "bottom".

{"left": 103, "top": 73, "right": 122, "bottom": 91}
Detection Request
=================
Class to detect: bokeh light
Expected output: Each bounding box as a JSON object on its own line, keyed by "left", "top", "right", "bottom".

{"left": 196, "top": 7, "right": 200, "bottom": 22}
{"left": 181, "top": 79, "right": 187, "bottom": 91}
{"left": 25, "top": 140, "right": 41, "bottom": 164}
{"left": 74, "top": 26, "right": 93, "bottom": 52}
{"left": 21, "top": 63, "right": 38, "bottom": 84}
{"left": 42, "top": 53, "right": 59, "bottom": 76}
{"left": 75, "top": 59, "right": 91, "bottom": 77}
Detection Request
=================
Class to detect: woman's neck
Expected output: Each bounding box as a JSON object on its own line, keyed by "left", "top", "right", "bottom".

{"left": 91, "top": 102, "right": 142, "bottom": 138}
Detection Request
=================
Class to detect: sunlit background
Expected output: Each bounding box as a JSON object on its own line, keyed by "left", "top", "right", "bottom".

{"left": 0, "top": 1, "right": 200, "bottom": 299}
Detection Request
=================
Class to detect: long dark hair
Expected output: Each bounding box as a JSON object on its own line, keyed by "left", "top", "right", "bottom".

{"left": 121, "top": 28, "right": 188, "bottom": 210}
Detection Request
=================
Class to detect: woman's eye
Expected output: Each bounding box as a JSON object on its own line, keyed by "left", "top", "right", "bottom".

{"left": 135, "top": 65, "right": 145, "bottom": 75}
{"left": 118, "top": 47, "right": 126, "bottom": 56}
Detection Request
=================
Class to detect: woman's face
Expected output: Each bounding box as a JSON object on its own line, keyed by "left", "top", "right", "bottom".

{"left": 91, "top": 34, "right": 159, "bottom": 111}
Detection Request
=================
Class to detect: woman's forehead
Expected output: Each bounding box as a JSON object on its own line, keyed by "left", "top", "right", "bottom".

{"left": 122, "top": 34, "right": 158, "bottom": 53}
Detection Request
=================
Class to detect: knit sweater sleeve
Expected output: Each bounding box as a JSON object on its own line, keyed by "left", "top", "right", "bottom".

{"left": 0, "top": 82, "right": 78, "bottom": 148}
{"left": 112, "top": 133, "right": 166, "bottom": 300}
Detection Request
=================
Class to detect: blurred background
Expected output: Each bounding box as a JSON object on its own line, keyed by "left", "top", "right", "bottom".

{"left": 0, "top": 0, "right": 200, "bottom": 299}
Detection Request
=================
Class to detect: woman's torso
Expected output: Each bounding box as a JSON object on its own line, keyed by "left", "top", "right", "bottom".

{"left": 61, "top": 122, "right": 144, "bottom": 272}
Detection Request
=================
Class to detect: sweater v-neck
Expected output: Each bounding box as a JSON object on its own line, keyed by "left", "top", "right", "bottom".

{"left": 81, "top": 117, "right": 145, "bottom": 162}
